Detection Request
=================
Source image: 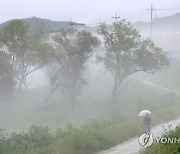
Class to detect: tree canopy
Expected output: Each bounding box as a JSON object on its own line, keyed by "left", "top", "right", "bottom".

{"left": 98, "top": 20, "right": 169, "bottom": 102}
{"left": 45, "top": 28, "right": 100, "bottom": 106}
{"left": 0, "top": 52, "right": 14, "bottom": 100}
{"left": 0, "top": 19, "right": 52, "bottom": 90}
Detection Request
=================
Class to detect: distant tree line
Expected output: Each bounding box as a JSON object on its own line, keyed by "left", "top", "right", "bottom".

{"left": 0, "top": 19, "right": 169, "bottom": 106}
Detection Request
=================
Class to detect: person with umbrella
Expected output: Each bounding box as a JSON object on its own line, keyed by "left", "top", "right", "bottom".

{"left": 139, "top": 110, "right": 152, "bottom": 132}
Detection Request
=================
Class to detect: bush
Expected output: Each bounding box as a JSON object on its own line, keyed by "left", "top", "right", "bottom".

{"left": 140, "top": 127, "right": 180, "bottom": 154}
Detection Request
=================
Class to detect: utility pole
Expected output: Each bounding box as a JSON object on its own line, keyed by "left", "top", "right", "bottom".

{"left": 112, "top": 12, "right": 120, "bottom": 23}
{"left": 146, "top": 4, "right": 177, "bottom": 41}
{"left": 147, "top": 4, "right": 156, "bottom": 39}
{"left": 151, "top": 4, "right": 153, "bottom": 39}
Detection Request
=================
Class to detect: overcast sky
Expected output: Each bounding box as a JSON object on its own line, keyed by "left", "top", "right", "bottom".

{"left": 0, "top": 0, "right": 180, "bottom": 25}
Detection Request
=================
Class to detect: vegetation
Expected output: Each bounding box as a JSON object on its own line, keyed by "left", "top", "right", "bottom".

{"left": 0, "top": 52, "right": 14, "bottom": 101}
{"left": 0, "top": 17, "right": 179, "bottom": 154}
{"left": 0, "top": 99, "right": 180, "bottom": 154}
{"left": 0, "top": 19, "right": 169, "bottom": 106}
{"left": 140, "top": 127, "right": 180, "bottom": 154}
{"left": 0, "top": 76, "right": 179, "bottom": 154}
{"left": 45, "top": 28, "right": 100, "bottom": 106}
{"left": 0, "top": 19, "right": 52, "bottom": 90}
{"left": 98, "top": 20, "right": 169, "bottom": 102}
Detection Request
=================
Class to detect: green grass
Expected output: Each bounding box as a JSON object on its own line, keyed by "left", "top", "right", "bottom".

{"left": 0, "top": 77, "right": 179, "bottom": 131}
{"left": 140, "top": 127, "right": 180, "bottom": 154}
{"left": 0, "top": 103, "right": 180, "bottom": 154}
{"left": 0, "top": 66, "right": 180, "bottom": 153}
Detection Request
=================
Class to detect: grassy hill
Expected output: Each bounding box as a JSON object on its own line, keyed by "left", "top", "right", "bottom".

{"left": 0, "top": 17, "right": 78, "bottom": 35}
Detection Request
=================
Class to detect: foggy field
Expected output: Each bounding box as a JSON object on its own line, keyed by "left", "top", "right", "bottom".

{"left": 0, "top": 58, "right": 180, "bottom": 154}
{"left": 0, "top": 58, "right": 180, "bottom": 131}
{"left": 0, "top": 71, "right": 180, "bottom": 154}
{"left": 0, "top": 57, "right": 179, "bottom": 154}
{"left": 1, "top": 1, "right": 180, "bottom": 153}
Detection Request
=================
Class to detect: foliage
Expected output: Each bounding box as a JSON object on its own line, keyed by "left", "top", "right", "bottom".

{"left": 0, "top": 119, "right": 142, "bottom": 154}
{"left": 45, "top": 28, "right": 100, "bottom": 106}
{"left": 140, "top": 127, "right": 180, "bottom": 154}
{"left": 0, "top": 76, "right": 180, "bottom": 153}
{"left": 0, "top": 52, "right": 14, "bottom": 100}
{"left": 0, "top": 19, "right": 52, "bottom": 90}
{"left": 0, "top": 106, "right": 180, "bottom": 154}
{"left": 98, "top": 20, "right": 169, "bottom": 102}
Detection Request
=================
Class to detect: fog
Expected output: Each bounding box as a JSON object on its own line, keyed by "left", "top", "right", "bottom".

{"left": 0, "top": 1, "right": 180, "bottom": 154}
{"left": 1, "top": 0, "right": 180, "bottom": 24}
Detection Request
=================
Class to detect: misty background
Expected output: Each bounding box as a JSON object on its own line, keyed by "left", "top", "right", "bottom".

{"left": 0, "top": 1, "right": 180, "bottom": 154}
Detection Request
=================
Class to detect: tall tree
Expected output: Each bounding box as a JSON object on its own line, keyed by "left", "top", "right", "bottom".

{"left": 0, "top": 19, "right": 51, "bottom": 90}
{"left": 46, "top": 28, "right": 100, "bottom": 107}
{"left": 98, "top": 20, "right": 169, "bottom": 102}
{"left": 0, "top": 52, "right": 14, "bottom": 100}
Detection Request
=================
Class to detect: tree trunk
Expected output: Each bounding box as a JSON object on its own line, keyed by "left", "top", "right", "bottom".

{"left": 70, "top": 86, "right": 77, "bottom": 108}
{"left": 45, "top": 85, "right": 59, "bottom": 105}
{"left": 70, "top": 77, "right": 78, "bottom": 108}
{"left": 18, "top": 78, "right": 24, "bottom": 90}
{"left": 112, "top": 76, "right": 124, "bottom": 103}
{"left": 23, "top": 77, "right": 28, "bottom": 92}
{"left": 112, "top": 88, "right": 117, "bottom": 103}
{"left": 44, "top": 77, "right": 62, "bottom": 106}
{"left": 112, "top": 76, "right": 118, "bottom": 103}
{"left": 45, "top": 91, "right": 53, "bottom": 104}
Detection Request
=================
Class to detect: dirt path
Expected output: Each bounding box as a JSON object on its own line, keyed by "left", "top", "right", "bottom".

{"left": 97, "top": 118, "right": 180, "bottom": 154}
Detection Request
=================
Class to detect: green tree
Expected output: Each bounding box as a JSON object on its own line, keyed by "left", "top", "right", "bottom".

{"left": 46, "top": 28, "right": 100, "bottom": 107}
{"left": 0, "top": 52, "right": 14, "bottom": 100}
{"left": 0, "top": 19, "right": 51, "bottom": 90}
{"left": 98, "top": 20, "right": 169, "bottom": 102}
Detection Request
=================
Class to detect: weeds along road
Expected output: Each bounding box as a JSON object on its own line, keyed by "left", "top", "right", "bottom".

{"left": 97, "top": 118, "right": 180, "bottom": 154}
{"left": 97, "top": 79, "right": 180, "bottom": 154}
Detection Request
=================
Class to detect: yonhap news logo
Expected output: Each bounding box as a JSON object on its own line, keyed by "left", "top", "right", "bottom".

{"left": 139, "top": 132, "right": 180, "bottom": 148}
{"left": 138, "top": 132, "right": 153, "bottom": 148}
